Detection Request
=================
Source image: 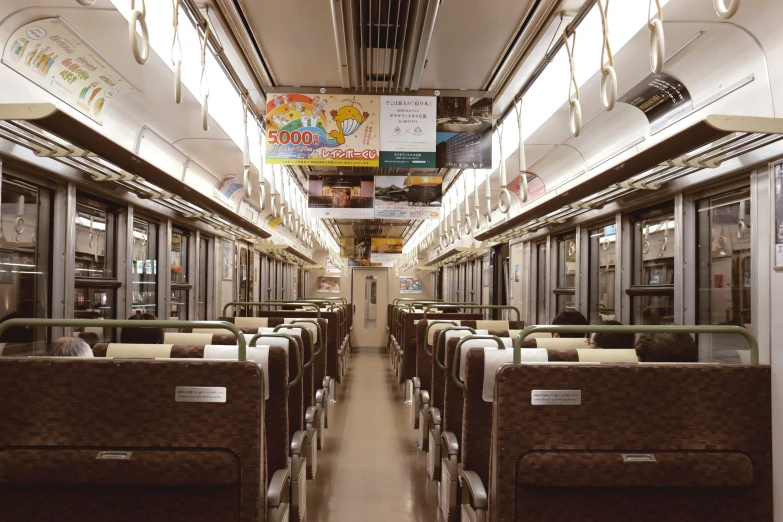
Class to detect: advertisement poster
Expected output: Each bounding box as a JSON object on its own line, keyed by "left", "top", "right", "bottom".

{"left": 341, "top": 237, "right": 377, "bottom": 267}
{"left": 265, "top": 94, "right": 379, "bottom": 166}
{"left": 3, "top": 18, "right": 138, "bottom": 123}
{"left": 618, "top": 73, "right": 692, "bottom": 135}
{"left": 400, "top": 276, "right": 423, "bottom": 294}
{"left": 380, "top": 96, "right": 436, "bottom": 167}
{"left": 325, "top": 256, "right": 336, "bottom": 270}
{"left": 214, "top": 176, "right": 245, "bottom": 209}
{"left": 222, "top": 240, "right": 235, "bottom": 281}
{"left": 436, "top": 96, "right": 493, "bottom": 169}
{"left": 775, "top": 163, "right": 783, "bottom": 269}
{"left": 371, "top": 238, "right": 403, "bottom": 266}
{"left": 374, "top": 175, "right": 442, "bottom": 219}
{"left": 316, "top": 276, "right": 341, "bottom": 293}
{"left": 307, "top": 175, "right": 374, "bottom": 218}
{"left": 508, "top": 173, "right": 546, "bottom": 207}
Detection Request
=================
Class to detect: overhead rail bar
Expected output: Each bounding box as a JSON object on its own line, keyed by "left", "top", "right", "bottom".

{"left": 222, "top": 301, "right": 321, "bottom": 319}
{"left": 0, "top": 104, "right": 271, "bottom": 239}
{"left": 0, "top": 319, "right": 247, "bottom": 360}
{"left": 514, "top": 325, "right": 759, "bottom": 364}
{"left": 423, "top": 304, "right": 522, "bottom": 321}
{"left": 476, "top": 115, "right": 783, "bottom": 242}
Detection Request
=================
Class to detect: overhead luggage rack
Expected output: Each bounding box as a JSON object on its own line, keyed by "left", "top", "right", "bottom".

{"left": 0, "top": 103, "right": 271, "bottom": 239}
{"left": 476, "top": 115, "right": 783, "bottom": 242}
{"left": 426, "top": 243, "right": 487, "bottom": 268}
{"left": 256, "top": 238, "right": 316, "bottom": 266}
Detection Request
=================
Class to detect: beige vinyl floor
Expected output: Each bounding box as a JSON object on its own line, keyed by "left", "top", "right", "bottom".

{"left": 305, "top": 351, "right": 445, "bottom": 521}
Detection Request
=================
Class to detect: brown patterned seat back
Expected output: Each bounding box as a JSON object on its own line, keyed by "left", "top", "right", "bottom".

{"left": 0, "top": 358, "right": 266, "bottom": 522}
{"left": 491, "top": 364, "right": 773, "bottom": 522}
{"left": 442, "top": 337, "right": 465, "bottom": 441}
{"left": 462, "top": 349, "right": 494, "bottom": 488}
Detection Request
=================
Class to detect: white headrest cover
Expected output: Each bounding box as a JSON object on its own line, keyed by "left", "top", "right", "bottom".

{"left": 482, "top": 348, "right": 548, "bottom": 402}
{"left": 443, "top": 329, "right": 488, "bottom": 344}
{"left": 534, "top": 337, "right": 586, "bottom": 350}
{"left": 577, "top": 349, "right": 638, "bottom": 363}
{"left": 106, "top": 344, "right": 174, "bottom": 358}
{"left": 163, "top": 332, "right": 214, "bottom": 345}
{"left": 235, "top": 317, "right": 269, "bottom": 329}
{"left": 427, "top": 321, "right": 462, "bottom": 345}
{"left": 285, "top": 319, "right": 318, "bottom": 341}
{"left": 204, "top": 345, "right": 270, "bottom": 399}
{"left": 475, "top": 320, "right": 512, "bottom": 331}
{"left": 459, "top": 337, "right": 513, "bottom": 382}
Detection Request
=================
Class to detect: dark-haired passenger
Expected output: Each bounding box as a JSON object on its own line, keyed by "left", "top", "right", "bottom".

{"left": 587, "top": 320, "right": 635, "bottom": 349}
{"left": 635, "top": 332, "right": 698, "bottom": 362}
{"left": 551, "top": 310, "right": 588, "bottom": 338}
{"left": 120, "top": 312, "right": 164, "bottom": 344}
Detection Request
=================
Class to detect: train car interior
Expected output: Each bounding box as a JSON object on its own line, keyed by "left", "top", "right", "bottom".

{"left": 1, "top": 0, "right": 782, "bottom": 520}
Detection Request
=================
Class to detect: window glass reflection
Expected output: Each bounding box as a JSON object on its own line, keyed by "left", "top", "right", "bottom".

{"left": 632, "top": 206, "right": 675, "bottom": 325}
{"left": 556, "top": 234, "right": 576, "bottom": 314}
{"left": 131, "top": 218, "right": 158, "bottom": 317}
{"left": 588, "top": 224, "right": 617, "bottom": 323}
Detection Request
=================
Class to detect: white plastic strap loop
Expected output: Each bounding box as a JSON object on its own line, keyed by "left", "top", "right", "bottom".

{"left": 564, "top": 29, "right": 582, "bottom": 138}
{"left": 462, "top": 172, "right": 472, "bottom": 235}
{"left": 713, "top": 0, "right": 740, "bottom": 19}
{"left": 473, "top": 169, "right": 482, "bottom": 230}
{"left": 514, "top": 99, "right": 529, "bottom": 204}
{"left": 258, "top": 123, "right": 266, "bottom": 211}
{"left": 171, "top": 0, "right": 182, "bottom": 103}
{"left": 738, "top": 200, "right": 746, "bottom": 239}
{"left": 199, "top": 23, "right": 211, "bottom": 131}
{"left": 241, "top": 95, "right": 251, "bottom": 197}
{"left": 598, "top": 0, "right": 617, "bottom": 111}
{"left": 497, "top": 125, "right": 512, "bottom": 215}
{"left": 648, "top": 0, "right": 665, "bottom": 74}
{"left": 453, "top": 187, "right": 462, "bottom": 241}
{"left": 129, "top": 0, "right": 150, "bottom": 65}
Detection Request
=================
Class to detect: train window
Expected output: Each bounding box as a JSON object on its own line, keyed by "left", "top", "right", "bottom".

{"left": 697, "top": 187, "right": 752, "bottom": 361}
{"left": 131, "top": 218, "right": 158, "bottom": 317}
{"left": 535, "top": 243, "right": 547, "bottom": 324}
{"left": 588, "top": 224, "right": 617, "bottom": 323}
{"left": 74, "top": 193, "right": 117, "bottom": 344}
{"left": 170, "top": 228, "right": 190, "bottom": 320}
{"left": 197, "top": 237, "right": 209, "bottom": 320}
{"left": 629, "top": 204, "right": 675, "bottom": 325}
{"left": 0, "top": 176, "right": 52, "bottom": 354}
{"left": 554, "top": 234, "right": 576, "bottom": 315}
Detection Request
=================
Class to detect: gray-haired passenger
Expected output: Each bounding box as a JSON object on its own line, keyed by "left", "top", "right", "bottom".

{"left": 46, "top": 336, "right": 94, "bottom": 357}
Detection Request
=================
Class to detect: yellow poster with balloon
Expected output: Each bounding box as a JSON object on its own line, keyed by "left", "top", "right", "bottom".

{"left": 265, "top": 94, "right": 379, "bottom": 166}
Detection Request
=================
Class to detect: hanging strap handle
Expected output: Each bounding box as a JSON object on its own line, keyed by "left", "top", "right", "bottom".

{"left": 129, "top": 0, "right": 150, "bottom": 65}
{"left": 564, "top": 29, "right": 582, "bottom": 137}
{"left": 648, "top": 0, "right": 665, "bottom": 74}
{"left": 462, "top": 171, "right": 473, "bottom": 235}
{"left": 171, "top": 0, "right": 183, "bottom": 103}
{"left": 598, "top": 0, "right": 617, "bottom": 111}
{"left": 514, "top": 99, "right": 529, "bottom": 203}
{"left": 497, "top": 125, "right": 512, "bottom": 214}
{"left": 713, "top": 0, "right": 740, "bottom": 20}
{"left": 199, "top": 23, "right": 211, "bottom": 131}
{"left": 241, "top": 94, "right": 251, "bottom": 197}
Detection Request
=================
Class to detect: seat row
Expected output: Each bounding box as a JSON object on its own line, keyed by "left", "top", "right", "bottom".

{"left": 388, "top": 303, "right": 773, "bottom": 521}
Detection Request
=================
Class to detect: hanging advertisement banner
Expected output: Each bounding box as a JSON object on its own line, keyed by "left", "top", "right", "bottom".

{"left": 374, "top": 175, "right": 442, "bottom": 219}
{"left": 371, "top": 238, "right": 403, "bottom": 266}
{"left": 774, "top": 163, "right": 783, "bottom": 270}
{"left": 618, "top": 72, "right": 692, "bottom": 135}
{"left": 214, "top": 176, "right": 245, "bottom": 209}
{"left": 436, "top": 96, "right": 493, "bottom": 169}
{"left": 2, "top": 18, "right": 138, "bottom": 124}
{"left": 307, "top": 175, "right": 374, "bottom": 218}
{"left": 265, "top": 94, "right": 379, "bottom": 166}
{"left": 380, "top": 96, "right": 436, "bottom": 167}
{"left": 341, "top": 237, "right": 377, "bottom": 267}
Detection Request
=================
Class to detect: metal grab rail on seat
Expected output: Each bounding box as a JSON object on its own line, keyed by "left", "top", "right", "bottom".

{"left": 423, "top": 304, "right": 522, "bottom": 321}
{"left": 273, "top": 323, "right": 320, "bottom": 370}
{"left": 434, "top": 326, "right": 477, "bottom": 371}
{"left": 513, "top": 325, "right": 759, "bottom": 364}
{"left": 249, "top": 331, "right": 302, "bottom": 389}
{"left": 423, "top": 321, "right": 459, "bottom": 357}
{"left": 452, "top": 335, "right": 508, "bottom": 389}
{"left": 222, "top": 301, "right": 321, "bottom": 320}
{"left": 0, "top": 319, "right": 247, "bottom": 360}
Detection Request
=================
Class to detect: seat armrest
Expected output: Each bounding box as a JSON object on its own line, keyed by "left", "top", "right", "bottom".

{"left": 323, "top": 377, "right": 330, "bottom": 388}
{"left": 305, "top": 406, "right": 316, "bottom": 425}
{"left": 412, "top": 377, "right": 421, "bottom": 389}
{"left": 429, "top": 407, "right": 441, "bottom": 426}
{"left": 267, "top": 468, "right": 291, "bottom": 508}
{"left": 315, "top": 389, "right": 324, "bottom": 404}
{"left": 442, "top": 431, "right": 459, "bottom": 457}
{"left": 420, "top": 390, "right": 430, "bottom": 406}
{"left": 290, "top": 430, "right": 306, "bottom": 456}
{"left": 459, "top": 469, "right": 488, "bottom": 510}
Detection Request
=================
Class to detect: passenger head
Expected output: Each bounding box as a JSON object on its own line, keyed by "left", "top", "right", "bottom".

{"left": 551, "top": 310, "right": 588, "bottom": 338}
{"left": 46, "top": 337, "right": 93, "bottom": 357}
{"left": 120, "top": 313, "right": 164, "bottom": 344}
{"left": 635, "top": 332, "right": 698, "bottom": 362}
{"left": 588, "top": 320, "right": 635, "bottom": 349}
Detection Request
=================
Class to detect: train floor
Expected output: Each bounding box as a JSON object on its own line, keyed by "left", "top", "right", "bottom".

{"left": 307, "top": 351, "right": 445, "bottom": 521}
